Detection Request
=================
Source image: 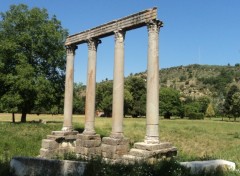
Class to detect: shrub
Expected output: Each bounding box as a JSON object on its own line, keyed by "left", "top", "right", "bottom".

{"left": 188, "top": 112, "right": 204, "bottom": 120}
{"left": 83, "top": 158, "right": 191, "bottom": 176}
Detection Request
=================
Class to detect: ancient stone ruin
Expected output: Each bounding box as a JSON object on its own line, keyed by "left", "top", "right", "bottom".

{"left": 40, "top": 7, "right": 177, "bottom": 163}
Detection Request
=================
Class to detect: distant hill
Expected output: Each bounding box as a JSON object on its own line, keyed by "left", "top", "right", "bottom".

{"left": 134, "top": 64, "right": 240, "bottom": 99}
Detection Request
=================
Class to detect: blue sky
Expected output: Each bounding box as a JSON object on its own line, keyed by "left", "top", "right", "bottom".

{"left": 1, "top": 0, "right": 240, "bottom": 84}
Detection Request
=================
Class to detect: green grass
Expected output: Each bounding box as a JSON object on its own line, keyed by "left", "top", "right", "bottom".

{"left": 0, "top": 113, "right": 240, "bottom": 172}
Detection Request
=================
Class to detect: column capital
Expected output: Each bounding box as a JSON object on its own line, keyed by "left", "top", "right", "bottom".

{"left": 114, "top": 29, "right": 126, "bottom": 43}
{"left": 87, "top": 38, "right": 101, "bottom": 51}
{"left": 147, "top": 20, "right": 163, "bottom": 34}
{"left": 66, "top": 45, "right": 78, "bottom": 55}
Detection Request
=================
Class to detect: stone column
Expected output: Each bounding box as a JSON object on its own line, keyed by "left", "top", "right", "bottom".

{"left": 111, "top": 30, "right": 126, "bottom": 138}
{"left": 62, "top": 45, "right": 78, "bottom": 131}
{"left": 83, "top": 38, "right": 101, "bottom": 135}
{"left": 145, "top": 20, "right": 162, "bottom": 143}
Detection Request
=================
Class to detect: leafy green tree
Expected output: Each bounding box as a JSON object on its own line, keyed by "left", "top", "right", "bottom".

{"left": 96, "top": 80, "right": 113, "bottom": 117}
{"left": 73, "top": 83, "right": 85, "bottom": 114}
{"left": 231, "top": 92, "right": 240, "bottom": 121}
{"left": 124, "top": 88, "right": 133, "bottom": 117}
{"left": 196, "top": 96, "right": 211, "bottom": 114}
{"left": 223, "top": 85, "right": 239, "bottom": 117}
{"left": 159, "top": 87, "right": 182, "bottom": 119}
{"left": 125, "top": 76, "right": 146, "bottom": 117}
{"left": 0, "top": 4, "right": 67, "bottom": 122}
{"left": 183, "top": 101, "right": 204, "bottom": 119}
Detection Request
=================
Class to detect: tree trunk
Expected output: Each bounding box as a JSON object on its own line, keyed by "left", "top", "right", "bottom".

{"left": 12, "top": 113, "right": 15, "bottom": 123}
{"left": 21, "top": 112, "right": 27, "bottom": 123}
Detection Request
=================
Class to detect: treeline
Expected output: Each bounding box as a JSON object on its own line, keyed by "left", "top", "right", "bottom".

{"left": 73, "top": 74, "right": 240, "bottom": 121}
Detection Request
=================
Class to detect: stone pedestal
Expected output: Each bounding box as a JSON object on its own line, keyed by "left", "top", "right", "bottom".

{"left": 123, "top": 142, "right": 177, "bottom": 163}
{"left": 75, "top": 134, "right": 101, "bottom": 158}
{"left": 101, "top": 137, "right": 129, "bottom": 160}
{"left": 40, "top": 131, "right": 78, "bottom": 159}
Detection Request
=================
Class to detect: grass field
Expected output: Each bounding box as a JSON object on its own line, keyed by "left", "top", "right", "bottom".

{"left": 0, "top": 113, "right": 239, "bottom": 169}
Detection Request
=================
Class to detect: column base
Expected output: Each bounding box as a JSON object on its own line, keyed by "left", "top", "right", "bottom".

{"left": 61, "top": 126, "right": 74, "bottom": 132}
{"left": 144, "top": 136, "right": 160, "bottom": 144}
{"left": 75, "top": 134, "right": 101, "bottom": 158}
{"left": 101, "top": 137, "right": 129, "bottom": 160}
{"left": 123, "top": 141, "right": 177, "bottom": 164}
{"left": 110, "top": 132, "right": 124, "bottom": 139}
{"left": 39, "top": 131, "right": 79, "bottom": 159}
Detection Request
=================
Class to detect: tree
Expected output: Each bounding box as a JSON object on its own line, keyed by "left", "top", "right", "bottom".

{"left": 223, "top": 85, "right": 239, "bottom": 117}
{"left": 96, "top": 80, "right": 113, "bottom": 117}
{"left": 230, "top": 92, "right": 240, "bottom": 121}
{"left": 0, "top": 4, "right": 67, "bottom": 122}
{"left": 73, "top": 83, "right": 85, "bottom": 114}
{"left": 125, "top": 76, "right": 146, "bottom": 117}
{"left": 196, "top": 96, "right": 211, "bottom": 115}
{"left": 159, "top": 87, "right": 182, "bottom": 119}
{"left": 205, "top": 103, "right": 215, "bottom": 118}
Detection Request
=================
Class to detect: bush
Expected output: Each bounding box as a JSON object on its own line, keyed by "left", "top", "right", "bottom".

{"left": 0, "top": 160, "right": 10, "bottom": 176}
{"left": 188, "top": 112, "right": 204, "bottom": 120}
{"left": 83, "top": 158, "right": 191, "bottom": 176}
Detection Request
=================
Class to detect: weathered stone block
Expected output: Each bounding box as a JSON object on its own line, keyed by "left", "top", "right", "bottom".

{"left": 10, "top": 157, "right": 87, "bottom": 176}
{"left": 102, "top": 137, "right": 129, "bottom": 145}
{"left": 51, "top": 131, "right": 78, "bottom": 136}
{"left": 102, "top": 151, "right": 113, "bottom": 158}
{"left": 180, "top": 160, "right": 236, "bottom": 174}
{"left": 101, "top": 144, "right": 116, "bottom": 153}
{"left": 129, "top": 148, "right": 152, "bottom": 158}
{"left": 134, "top": 142, "right": 172, "bottom": 151}
{"left": 76, "top": 139, "right": 101, "bottom": 148}
{"left": 116, "top": 145, "right": 129, "bottom": 155}
{"left": 64, "top": 135, "right": 78, "bottom": 140}
{"left": 41, "top": 139, "right": 59, "bottom": 150}
{"left": 77, "top": 134, "right": 101, "bottom": 140}
{"left": 76, "top": 146, "right": 101, "bottom": 156}
{"left": 39, "top": 148, "right": 56, "bottom": 158}
{"left": 47, "top": 135, "right": 64, "bottom": 140}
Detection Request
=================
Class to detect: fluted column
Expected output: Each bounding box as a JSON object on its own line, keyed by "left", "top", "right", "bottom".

{"left": 62, "top": 45, "right": 78, "bottom": 131}
{"left": 145, "top": 20, "right": 163, "bottom": 143}
{"left": 83, "top": 38, "right": 101, "bottom": 135}
{"left": 111, "top": 30, "right": 126, "bottom": 138}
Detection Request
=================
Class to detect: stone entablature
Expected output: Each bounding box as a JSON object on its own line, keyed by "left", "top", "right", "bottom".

{"left": 65, "top": 7, "right": 159, "bottom": 45}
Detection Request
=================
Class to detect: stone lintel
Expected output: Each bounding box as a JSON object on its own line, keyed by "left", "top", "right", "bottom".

{"left": 134, "top": 142, "right": 172, "bottom": 151}
{"left": 65, "top": 7, "right": 159, "bottom": 46}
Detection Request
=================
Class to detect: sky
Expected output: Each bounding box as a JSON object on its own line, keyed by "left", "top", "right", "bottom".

{"left": 1, "top": 0, "right": 240, "bottom": 84}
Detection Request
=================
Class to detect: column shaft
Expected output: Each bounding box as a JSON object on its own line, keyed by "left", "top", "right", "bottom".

{"left": 62, "top": 45, "right": 77, "bottom": 131}
{"left": 84, "top": 39, "right": 100, "bottom": 135}
{"left": 111, "top": 30, "right": 125, "bottom": 138}
{"left": 145, "top": 21, "right": 162, "bottom": 143}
